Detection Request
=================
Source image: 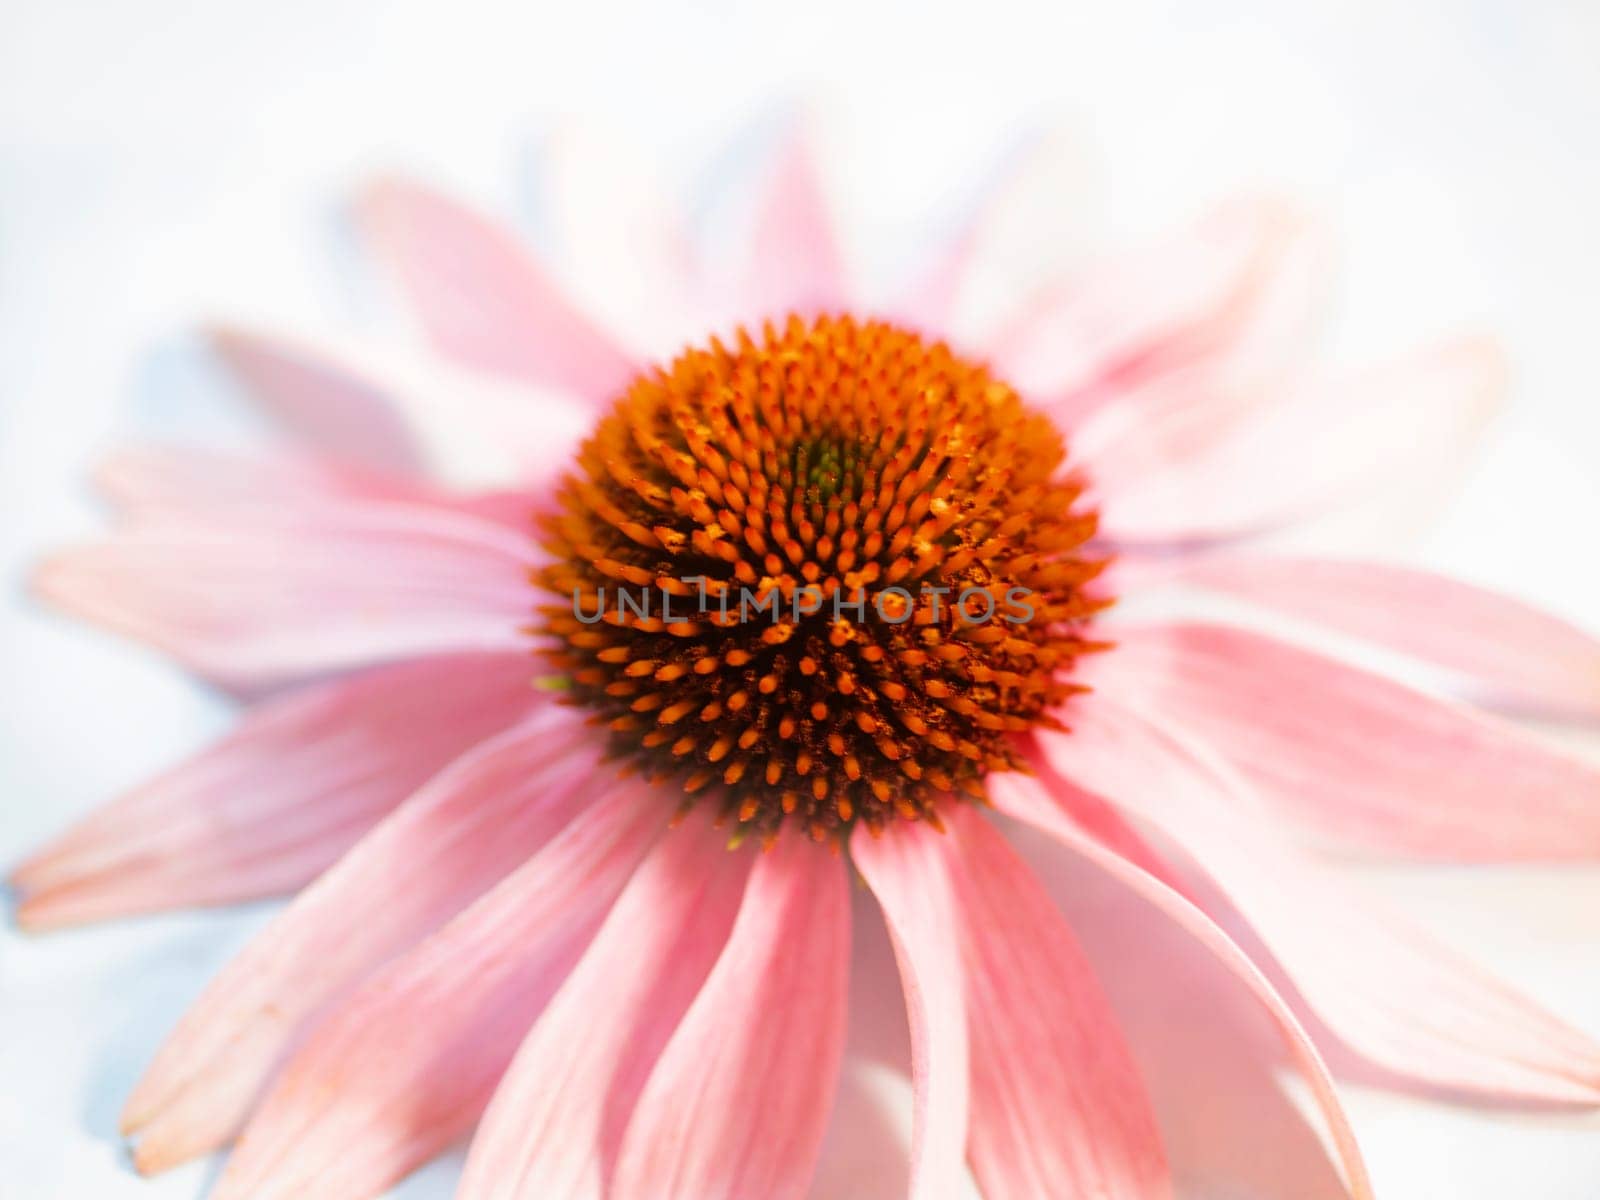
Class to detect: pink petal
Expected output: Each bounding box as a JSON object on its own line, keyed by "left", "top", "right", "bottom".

{"left": 1167, "top": 554, "right": 1600, "bottom": 719}
{"left": 210, "top": 326, "right": 595, "bottom": 491}
{"left": 889, "top": 126, "right": 1100, "bottom": 342}
{"left": 1070, "top": 332, "right": 1320, "bottom": 508}
{"left": 209, "top": 323, "right": 426, "bottom": 474}
{"left": 1065, "top": 200, "right": 1331, "bottom": 476}
{"left": 1032, "top": 698, "right": 1600, "bottom": 1105}
{"left": 35, "top": 498, "right": 536, "bottom": 692}
{"left": 210, "top": 779, "right": 666, "bottom": 1200}
{"left": 738, "top": 130, "right": 849, "bottom": 321}
{"left": 851, "top": 820, "right": 970, "bottom": 1200}
{"left": 993, "top": 193, "right": 1321, "bottom": 421}
{"left": 805, "top": 892, "right": 935, "bottom": 1192}
{"left": 1090, "top": 622, "right": 1600, "bottom": 859}
{"left": 804, "top": 1061, "right": 915, "bottom": 1200}
{"left": 609, "top": 834, "right": 850, "bottom": 1200}
{"left": 10, "top": 652, "right": 541, "bottom": 928}
{"left": 93, "top": 444, "right": 546, "bottom": 532}
{"left": 95, "top": 444, "right": 398, "bottom": 511}
{"left": 943, "top": 805, "right": 1171, "bottom": 1199}
{"left": 457, "top": 826, "right": 750, "bottom": 1200}
{"left": 837, "top": 881, "right": 914, "bottom": 1070}
{"left": 356, "top": 177, "right": 636, "bottom": 399}
{"left": 1094, "top": 336, "right": 1506, "bottom": 545}
{"left": 1062, "top": 361, "right": 1271, "bottom": 506}
{"left": 990, "top": 772, "right": 1373, "bottom": 1200}
{"left": 120, "top": 709, "right": 598, "bottom": 1172}
{"left": 1000, "top": 811, "right": 1361, "bottom": 1200}
{"left": 537, "top": 121, "right": 706, "bottom": 360}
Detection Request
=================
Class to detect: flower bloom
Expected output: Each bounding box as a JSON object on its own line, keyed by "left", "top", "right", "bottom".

{"left": 15, "top": 127, "right": 1600, "bottom": 1200}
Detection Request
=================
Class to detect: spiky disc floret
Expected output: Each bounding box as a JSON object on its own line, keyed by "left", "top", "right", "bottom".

{"left": 537, "top": 314, "right": 1108, "bottom": 842}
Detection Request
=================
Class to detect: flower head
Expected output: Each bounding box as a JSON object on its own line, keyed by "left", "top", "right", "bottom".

{"left": 14, "top": 126, "right": 1600, "bottom": 1200}
{"left": 540, "top": 313, "right": 1102, "bottom": 836}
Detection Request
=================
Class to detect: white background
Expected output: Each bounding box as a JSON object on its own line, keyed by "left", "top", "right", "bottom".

{"left": 3, "top": 1, "right": 1600, "bottom": 1197}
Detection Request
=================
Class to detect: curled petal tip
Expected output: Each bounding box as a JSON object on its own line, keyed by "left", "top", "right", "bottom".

{"left": 129, "top": 1133, "right": 177, "bottom": 1178}
{"left": 352, "top": 173, "right": 407, "bottom": 221}
{"left": 119, "top": 1083, "right": 162, "bottom": 1140}
{"left": 10, "top": 894, "right": 60, "bottom": 934}
{"left": 2, "top": 874, "right": 33, "bottom": 930}
{"left": 1432, "top": 330, "right": 1512, "bottom": 428}
{"left": 11, "top": 883, "right": 144, "bottom": 933}
{"left": 88, "top": 451, "right": 139, "bottom": 503}
{"left": 29, "top": 553, "right": 73, "bottom": 605}
{"left": 7, "top": 850, "right": 47, "bottom": 895}
{"left": 201, "top": 319, "right": 244, "bottom": 351}
{"left": 28, "top": 550, "right": 121, "bottom": 632}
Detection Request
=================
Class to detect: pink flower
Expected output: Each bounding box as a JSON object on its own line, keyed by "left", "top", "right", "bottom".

{"left": 14, "top": 128, "right": 1600, "bottom": 1200}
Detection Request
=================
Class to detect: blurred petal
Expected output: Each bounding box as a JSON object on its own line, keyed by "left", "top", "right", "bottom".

{"left": 1091, "top": 623, "right": 1600, "bottom": 859}
{"left": 35, "top": 499, "right": 535, "bottom": 692}
{"left": 1033, "top": 698, "right": 1600, "bottom": 1105}
{"left": 738, "top": 131, "right": 848, "bottom": 320}
{"left": 209, "top": 324, "right": 425, "bottom": 474}
{"left": 93, "top": 444, "right": 549, "bottom": 532}
{"left": 1066, "top": 202, "right": 1331, "bottom": 465}
{"left": 1167, "top": 555, "right": 1600, "bottom": 719}
{"left": 356, "top": 176, "right": 636, "bottom": 398}
{"left": 538, "top": 121, "right": 704, "bottom": 359}
{"left": 10, "top": 652, "right": 541, "bottom": 927}
{"left": 458, "top": 826, "right": 749, "bottom": 1200}
{"left": 943, "top": 805, "right": 1170, "bottom": 1199}
{"left": 891, "top": 126, "right": 1101, "bottom": 341}
{"left": 1001, "top": 812, "right": 1361, "bottom": 1200}
{"left": 609, "top": 834, "right": 849, "bottom": 1200}
{"left": 211, "top": 325, "right": 594, "bottom": 490}
{"left": 804, "top": 1061, "right": 917, "bottom": 1200}
{"left": 995, "top": 193, "right": 1320, "bottom": 420}
{"left": 95, "top": 444, "right": 397, "bottom": 512}
{"left": 991, "top": 772, "right": 1373, "bottom": 1200}
{"left": 601, "top": 838, "right": 851, "bottom": 1200}
{"left": 211, "top": 780, "right": 664, "bottom": 1200}
{"left": 852, "top": 820, "right": 970, "bottom": 1200}
{"left": 1095, "top": 336, "right": 1506, "bottom": 545}
{"left": 1070, "top": 218, "right": 1330, "bottom": 504}
{"left": 121, "top": 710, "right": 597, "bottom": 1171}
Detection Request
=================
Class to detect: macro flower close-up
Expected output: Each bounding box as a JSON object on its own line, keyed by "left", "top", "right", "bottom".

{"left": 6, "top": 4, "right": 1600, "bottom": 1199}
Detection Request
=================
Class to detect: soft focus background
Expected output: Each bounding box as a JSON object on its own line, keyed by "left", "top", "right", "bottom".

{"left": 4, "top": 1, "right": 1600, "bottom": 1197}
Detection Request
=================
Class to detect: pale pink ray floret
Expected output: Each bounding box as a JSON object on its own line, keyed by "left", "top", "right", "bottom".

{"left": 15, "top": 124, "right": 1600, "bottom": 1200}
